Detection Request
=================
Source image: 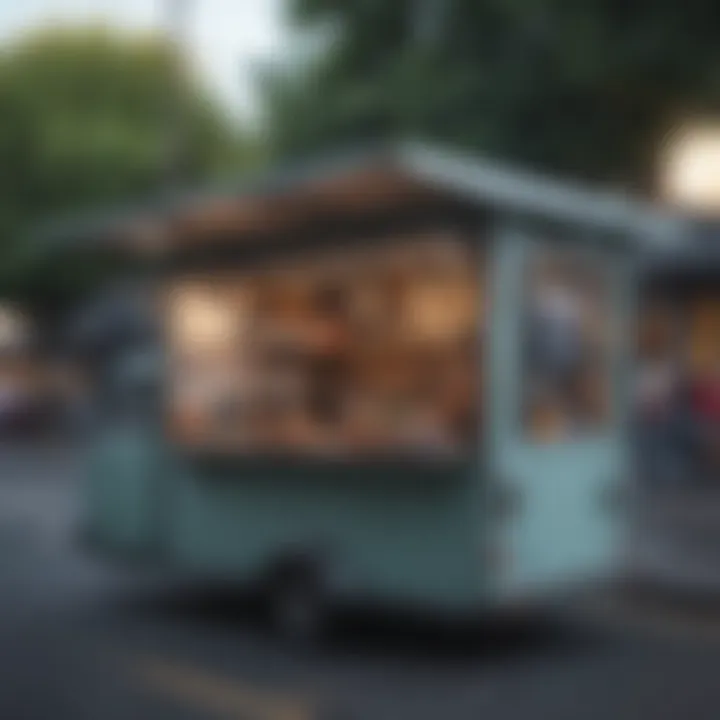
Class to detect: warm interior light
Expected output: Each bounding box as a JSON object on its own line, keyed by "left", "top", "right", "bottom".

{"left": 171, "top": 289, "right": 237, "bottom": 351}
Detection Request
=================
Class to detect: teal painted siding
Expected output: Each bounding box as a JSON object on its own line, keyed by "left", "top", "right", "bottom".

{"left": 84, "top": 426, "right": 163, "bottom": 553}
{"left": 164, "top": 459, "right": 483, "bottom": 608}
{"left": 83, "top": 438, "right": 485, "bottom": 607}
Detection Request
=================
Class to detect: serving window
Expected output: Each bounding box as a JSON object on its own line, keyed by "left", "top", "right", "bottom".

{"left": 521, "top": 246, "right": 613, "bottom": 443}
{"left": 167, "top": 233, "right": 484, "bottom": 456}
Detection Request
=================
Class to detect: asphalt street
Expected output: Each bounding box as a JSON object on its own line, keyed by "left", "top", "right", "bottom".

{"left": 3, "top": 444, "right": 720, "bottom": 720}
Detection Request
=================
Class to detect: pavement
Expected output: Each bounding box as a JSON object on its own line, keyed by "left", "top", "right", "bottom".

{"left": 4, "top": 444, "right": 720, "bottom": 719}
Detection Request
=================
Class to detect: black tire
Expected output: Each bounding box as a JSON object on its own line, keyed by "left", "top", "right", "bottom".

{"left": 266, "top": 562, "right": 329, "bottom": 646}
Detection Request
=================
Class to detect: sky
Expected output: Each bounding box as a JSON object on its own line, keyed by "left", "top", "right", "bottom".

{"left": 0, "top": 0, "right": 290, "bottom": 119}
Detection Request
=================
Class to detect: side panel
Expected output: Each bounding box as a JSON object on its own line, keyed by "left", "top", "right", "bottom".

{"left": 83, "top": 445, "right": 483, "bottom": 608}
{"left": 84, "top": 426, "right": 163, "bottom": 553}
{"left": 487, "top": 225, "right": 628, "bottom": 599}
{"left": 164, "top": 460, "right": 481, "bottom": 609}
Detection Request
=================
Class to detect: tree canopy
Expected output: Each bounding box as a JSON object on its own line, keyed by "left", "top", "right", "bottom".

{"left": 0, "top": 25, "right": 257, "bottom": 314}
{"left": 263, "top": 0, "right": 720, "bottom": 191}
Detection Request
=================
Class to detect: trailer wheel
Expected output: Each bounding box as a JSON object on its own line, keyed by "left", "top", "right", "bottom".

{"left": 266, "top": 561, "right": 328, "bottom": 646}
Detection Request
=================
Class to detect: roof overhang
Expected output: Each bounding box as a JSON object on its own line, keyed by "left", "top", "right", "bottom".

{"left": 37, "top": 141, "right": 683, "bottom": 259}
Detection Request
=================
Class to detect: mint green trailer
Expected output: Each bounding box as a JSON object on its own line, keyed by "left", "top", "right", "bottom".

{"left": 76, "top": 143, "right": 668, "bottom": 621}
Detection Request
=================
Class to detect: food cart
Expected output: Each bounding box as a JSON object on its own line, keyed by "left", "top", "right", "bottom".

{"left": 66, "top": 143, "right": 667, "bottom": 632}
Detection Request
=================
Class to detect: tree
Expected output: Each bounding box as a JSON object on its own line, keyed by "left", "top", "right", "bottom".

{"left": 262, "top": 0, "right": 720, "bottom": 191}
{"left": 0, "top": 25, "right": 258, "bottom": 315}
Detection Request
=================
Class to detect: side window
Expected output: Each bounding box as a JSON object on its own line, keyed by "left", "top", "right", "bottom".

{"left": 521, "top": 246, "right": 612, "bottom": 443}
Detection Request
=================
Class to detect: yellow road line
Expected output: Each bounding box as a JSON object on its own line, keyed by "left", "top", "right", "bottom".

{"left": 134, "top": 657, "right": 319, "bottom": 720}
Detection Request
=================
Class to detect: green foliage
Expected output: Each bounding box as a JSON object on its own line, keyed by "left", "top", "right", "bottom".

{"left": 264, "top": 0, "right": 720, "bottom": 189}
{"left": 0, "top": 25, "right": 256, "bottom": 314}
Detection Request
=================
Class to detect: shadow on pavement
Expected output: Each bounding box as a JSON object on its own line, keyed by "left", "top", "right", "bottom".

{"left": 107, "top": 581, "right": 614, "bottom": 667}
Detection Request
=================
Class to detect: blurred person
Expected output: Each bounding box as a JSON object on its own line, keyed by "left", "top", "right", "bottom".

{"left": 635, "top": 355, "right": 679, "bottom": 421}
{"left": 688, "top": 362, "right": 720, "bottom": 485}
{"left": 634, "top": 352, "right": 689, "bottom": 491}
{"left": 528, "top": 280, "right": 585, "bottom": 382}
